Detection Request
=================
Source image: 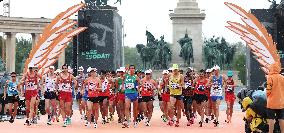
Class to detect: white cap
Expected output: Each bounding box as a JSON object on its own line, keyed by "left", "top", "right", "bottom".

{"left": 213, "top": 65, "right": 220, "bottom": 70}
{"left": 148, "top": 69, "right": 153, "bottom": 73}
{"left": 188, "top": 67, "right": 193, "bottom": 70}
{"left": 168, "top": 67, "right": 173, "bottom": 71}
{"left": 145, "top": 70, "right": 151, "bottom": 74}
{"left": 90, "top": 68, "right": 97, "bottom": 72}
{"left": 162, "top": 70, "right": 169, "bottom": 75}
{"left": 120, "top": 67, "right": 126, "bottom": 72}
{"left": 205, "top": 69, "right": 210, "bottom": 73}
{"left": 49, "top": 66, "right": 55, "bottom": 69}
{"left": 78, "top": 66, "right": 84, "bottom": 71}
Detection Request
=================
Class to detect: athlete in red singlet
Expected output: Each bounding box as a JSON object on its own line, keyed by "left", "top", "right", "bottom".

{"left": 57, "top": 64, "right": 77, "bottom": 127}
{"left": 224, "top": 71, "right": 235, "bottom": 123}
{"left": 20, "top": 65, "right": 41, "bottom": 126}
{"left": 139, "top": 70, "right": 157, "bottom": 126}
{"left": 83, "top": 68, "right": 101, "bottom": 128}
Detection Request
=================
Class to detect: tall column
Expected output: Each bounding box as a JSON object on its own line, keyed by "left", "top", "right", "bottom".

{"left": 31, "top": 33, "right": 40, "bottom": 47}
{"left": 58, "top": 48, "right": 65, "bottom": 68}
{"left": 5, "top": 32, "right": 16, "bottom": 73}
{"left": 169, "top": 0, "right": 205, "bottom": 69}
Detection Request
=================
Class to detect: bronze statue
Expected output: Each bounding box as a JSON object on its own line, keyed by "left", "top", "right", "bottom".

{"left": 178, "top": 31, "right": 194, "bottom": 66}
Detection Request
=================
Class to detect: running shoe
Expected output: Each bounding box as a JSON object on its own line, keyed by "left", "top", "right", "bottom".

{"left": 199, "top": 121, "right": 203, "bottom": 127}
{"left": 175, "top": 121, "right": 180, "bottom": 127}
{"left": 94, "top": 123, "right": 98, "bottom": 128}
{"left": 167, "top": 120, "right": 174, "bottom": 126}
{"left": 62, "top": 120, "right": 67, "bottom": 127}
{"left": 102, "top": 118, "right": 106, "bottom": 124}
{"left": 85, "top": 121, "right": 89, "bottom": 127}
{"left": 134, "top": 121, "right": 138, "bottom": 128}
{"left": 190, "top": 117, "right": 194, "bottom": 124}
{"left": 9, "top": 116, "right": 14, "bottom": 123}
{"left": 213, "top": 120, "right": 219, "bottom": 127}
{"left": 67, "top": 117, "right": 71, "bottom": 125}
{"left": 205, "top": 118, "right": 209, "bottom": 123}
{"left": 26, "top": 120, "right": 31, "bottom": 126}
{"left": 162, "top": 116, "right": 167, "bottom": 123}
{"left": 145, "top": 121, "right": 150, "bottom": 127}
{"left": 187, "top": 121, "right": 191, "bottom": 126}
{"left": 122, "top": 121, "right": 129, "bottom": 128}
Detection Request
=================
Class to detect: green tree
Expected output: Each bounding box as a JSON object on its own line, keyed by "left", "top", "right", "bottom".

{"left": 16, "top": 37, "right": 32, "bottom": 74}
{"left": 233, "top": 54, "right": 246, "bottom": 85}
{"left": 124, "top": 46, "right": 142, "bottom": 70}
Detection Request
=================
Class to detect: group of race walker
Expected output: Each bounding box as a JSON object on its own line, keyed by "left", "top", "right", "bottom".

{"left": 0, "top": 63, "right": 238, "bottom": 129}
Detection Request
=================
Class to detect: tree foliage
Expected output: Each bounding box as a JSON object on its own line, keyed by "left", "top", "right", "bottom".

{"left": 16, "top": 37, "right": 32, "bottom": 74}
{"left": 124, "top": 46, "right": 142, "bottom": 70}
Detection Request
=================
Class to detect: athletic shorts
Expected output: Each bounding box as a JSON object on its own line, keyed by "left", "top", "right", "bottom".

{"left": 109, "top": 94, "right": 116, "bottom": 102}
{"left": 83, "top": 91, "right": 88, "bottom": 101}
{"left": 225, "top": 94, "right": 236, "bottom": 103}
{"left": 125, "top": 93, "right": 138, "bottom": 102}
{"left": 44, "top": 91, "right": 57, "bottom": 100}
{"left": 0, "top": 93, "right": 6, "bottom": 105}
{"left": 98, "top": 96, "right": 109, "bottom": 103}
{"left": 87, "top": 97, "right": 100, "bottom": 103}
{"left": 140, "top": 96, "right": 154, "bottom": 103}
{"left": 25, "top": 90, "right": 38, "bottom": 101}
{"left": 117, "top": 93, "right": 125, "bottom": 102}
{"left": 183, "top": 96, "right": 193, "bottom": 105}
{"left": 211, "top": 96, "right": 223, "bottom": 102}
{"left": 267, "top": 108, "right": 284, "bottom": 120}
{"left": 170, "top": 95, "right": 183, "bottom": 100}
{"left": 6, "top": 95, "right": 19, "bottom": 103}
{"left": 158, "top": 95, "right": 162, "bottom": 101}
{"left": 161, "top": 93, "right": 170, "bottom": 102}
{"left": 76, "top": 92, "right": 83, "bottom": 100}
{"left": 193, "top": 94, "right": 208, "bottom": 104}
{"left": 58, "top": 91, "right": 72, "bottom": 102}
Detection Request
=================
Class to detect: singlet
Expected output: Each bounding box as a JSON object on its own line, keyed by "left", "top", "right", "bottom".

{"left": 169, "top": 74, "right": 182, "bottom": 96}
{"left": 100, "top": 78, "right": 111, "bottom": 96}
{"left": 59, "top": 74, "right": 72, "bottom": 92}
{"left": 117, "top": 77, "right": 124, "bottom": 93}
{"left": 124, "top": 74, "right": 138, "bottom": 94}
{"left": 210, "top": 75, "right": 223, "bottom": 97}
{"left": 26, "top": 73, "right": 38, "bottom": 91}
{"left": 225, "top": 78, "right": 235, "bottom": 95}
{"left": 141, "top": 79, "right": 154, "bottom": 97}
{"left": 195, "top": 79, "right": 208, "bottom": 95}
{"left": 7, "top": 81, "right": 18, "bottom": 96}
{"left": 76, "top": 74, "right": 85, "bottom": 90}
{"left": 183, "top": 75, "right": 195, "bottom": 96}
{"left": 87, "top": 78, "right": 100, "bottom": 97}
{"left": 45, "top": 74, "right": 56, "bottom": 92}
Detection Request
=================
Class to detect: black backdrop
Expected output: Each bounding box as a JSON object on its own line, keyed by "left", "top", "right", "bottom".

{"left": 74, "top": 9, "right": 122, "bottom": 75}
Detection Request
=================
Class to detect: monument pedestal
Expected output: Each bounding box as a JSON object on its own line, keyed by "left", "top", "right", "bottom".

{"left": 169, "top": 0, "right": 205, "bottom": 69}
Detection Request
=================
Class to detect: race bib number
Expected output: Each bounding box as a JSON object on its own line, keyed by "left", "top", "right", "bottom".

{"left": 102, "top": 82, "right": 108, "bottom": 92}
{"left": 88, "top": 82, "right": 97, "bottom": 91}
{"left": 125, "top": 83, "right": 135, "bottom": 89}
{"left": 227, "top": 86, "right": 233, "bottom": 92}
{"left": 185, "top": 82, "right": 192, "bottom": 89}
{"left": 61, "top": 83, "right": 71, "bottom": 91}
{"left": 143, "top": 83, "right": 152, "bottom": 91}
{"left": 171, "top": 83, "right": 179, "bottom": 89}
{"left": 211, "top": 86, "right": 222, "bottom": 96}
{"left": 197, "top": 85, "right": 205, "bottom": 91}
{"left": 26, "top": 82, "right": 37, "bottom": 90}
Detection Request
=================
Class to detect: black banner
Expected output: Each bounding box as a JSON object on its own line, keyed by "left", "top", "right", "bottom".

{"left": 77, "top": 9, "right": 122, "bottom": 73}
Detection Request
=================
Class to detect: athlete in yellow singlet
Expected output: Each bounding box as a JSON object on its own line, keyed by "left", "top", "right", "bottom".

{"left": 168, "top": 64, "right": 184, "bottom": 127}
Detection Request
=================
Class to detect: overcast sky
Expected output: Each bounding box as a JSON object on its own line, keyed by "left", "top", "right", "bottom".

{"left": 1, "top": 0, "right": 278, "bottom": 47}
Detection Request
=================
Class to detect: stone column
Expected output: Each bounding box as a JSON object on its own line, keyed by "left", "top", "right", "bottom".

{"left": 5, "top": 32, "right": 16, "bottom": 73}
{"left": 169, "top": 0, "right": 205, "bottom": 69}
{"left": 58, "top": 48, "right": 65, "bottom": 67}
{"left": 31, "top": 33, "right": 40, "bottom": 47}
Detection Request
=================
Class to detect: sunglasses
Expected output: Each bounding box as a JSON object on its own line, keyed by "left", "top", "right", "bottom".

{"left": 11, "top": 76, "right": 16, "bottom": 78}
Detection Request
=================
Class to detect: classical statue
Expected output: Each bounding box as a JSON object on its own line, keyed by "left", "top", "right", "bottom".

{"left": 178, "top": 32, "right": 194, "bottom": 66}
{"left": 137, "top": 31, "right": 172, "bottom": 69}
{"left": 203, "top": 36, "right": 236, "bottom": 69}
